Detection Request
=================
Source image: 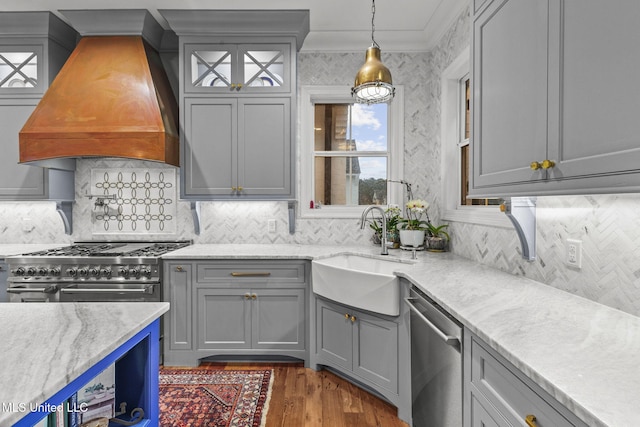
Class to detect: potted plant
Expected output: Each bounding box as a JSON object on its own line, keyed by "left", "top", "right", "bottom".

{"left": 369, "top": 205, "right": 401, "bottom": 248}
{"left": 426, "top": 222, "right": 450, "bottom": 252}
{"left": 398, "top": 199, "right": 430, "bottom": 247}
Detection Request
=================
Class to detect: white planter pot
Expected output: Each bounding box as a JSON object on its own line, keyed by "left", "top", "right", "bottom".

{"left": 399, "top": 229, "right": 425, "bottom": 247}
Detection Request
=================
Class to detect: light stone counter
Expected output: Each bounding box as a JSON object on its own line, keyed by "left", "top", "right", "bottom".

{"left": 164, "top": 244, "right": 640, "bottom": 427}
{"left": 0, "top": 302, "right": 169, "bottom": 426}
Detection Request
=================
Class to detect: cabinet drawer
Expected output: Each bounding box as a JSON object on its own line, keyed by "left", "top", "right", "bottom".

{"left": 196, "top": 261, "right": 306, "bottom": 283}
{"left": 470, "top": 336, "right": 585, "bottom": 427}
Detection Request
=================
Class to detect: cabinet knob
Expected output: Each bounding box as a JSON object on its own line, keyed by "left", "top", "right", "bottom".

{"left": 525, "top": 415, "right": 538, "bottom": 427}
{"left": 541, "top": 159, "right": 555, "bottom": 169}
{"left": 175, "top": 266, "right": 183, "bottom": 272}
{"left": 237, "top": 186, "right": 243, "bottom": 192}
{"left": 350, "top": 316, "right": 356, "bottom": 322}
{"left": 345, "top": 313, "right": 350, "bottom": 319}
{"left": 236, "top": 83, "right": 243, "bottom": 91}
{"left": 230, "top": 83, "right": 237, "bottom": 89}
{"left": 245, "top": 293, "right": 251, "bottom": 299}
{"left": 251, "top": 293, "right": 257, "bottom": 300}
{"left": 530, "top": 160, "right": 555, "bottom": 170}
{"left": 231, "top": 186, "right": 237, "bottom": 192}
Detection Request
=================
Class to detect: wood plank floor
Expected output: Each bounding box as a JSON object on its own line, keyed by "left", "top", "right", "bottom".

{"left": 198, "top": 362, "right": 409, "bottom": 427}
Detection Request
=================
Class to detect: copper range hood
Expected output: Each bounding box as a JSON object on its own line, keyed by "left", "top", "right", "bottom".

{"left": 19, "top": 36, "right": 179, "bottom": 167}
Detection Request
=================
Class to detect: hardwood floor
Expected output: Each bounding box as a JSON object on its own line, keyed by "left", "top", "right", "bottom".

{"left": 199, "top": 362, "right": 409, "bottom": 427}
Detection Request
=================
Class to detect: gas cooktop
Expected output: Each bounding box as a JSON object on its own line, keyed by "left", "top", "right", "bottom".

{"left": 20, "top": 241, "right": 191, "bottom": 258}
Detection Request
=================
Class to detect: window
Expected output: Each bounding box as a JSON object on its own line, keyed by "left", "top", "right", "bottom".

{"left": 300, "top": 86, "right": 404, "bottom": 218}
{"left": 441, "top": 48, "right": 509, "bottom": 227}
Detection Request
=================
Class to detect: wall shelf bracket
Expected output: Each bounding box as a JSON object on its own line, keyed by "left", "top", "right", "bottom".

{"left": 191, "top": 201, "right": 202, "bottom": 235}
{"left": 501, "top": 197, "right": 536, "bottom": 261}
{"left": 288, "top": 201, "right": 296, "bottom": 235}
{"left": 55, "top": 201, "right": 73, "bottom": 235}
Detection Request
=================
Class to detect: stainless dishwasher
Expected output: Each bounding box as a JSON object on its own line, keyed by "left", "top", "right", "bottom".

{"left": 405, "top": 285, "right": 462, "bottom": 427}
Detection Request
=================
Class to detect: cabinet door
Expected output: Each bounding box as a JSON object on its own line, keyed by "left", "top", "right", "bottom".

{"left": 0, "top": 100, "right": 47, "bottom": 199}
{"left": 238, "top": 44, "right": 291, "bottom": 93}
{"left": 184, "top": 44, "right": 236, "bottom": 93}
{"left": 470, "top": 394, "right": 504, "bottom": 427}
{"left": 315, "top": 298, "right": 352, "bottom": 370}
{"left": 352, "top": 310, "right": 398, "bottom": 393}
{"left": 196, "top": 287, "right": 251, "bottom": 350}
{"left": 165, "top": 263, "right": 192, "bottom": 350}
{"left": 546, "top": 1, "right": 640, "bottom": 180}
{"left": 472, "top": 0, "right": 549, "bottom": 189}
{"left": 183, "top": 98, "right": 236, "bottom": 196}
{"left": 252, "top": 288, "right": 305, "bottom": 350}
{"left": 237, "top": 98, "right": 291, "bottom": 196}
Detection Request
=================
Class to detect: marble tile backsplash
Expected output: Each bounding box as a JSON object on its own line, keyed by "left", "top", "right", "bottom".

{"left": 2, "top": 6, "right": 640, "bottom": 318}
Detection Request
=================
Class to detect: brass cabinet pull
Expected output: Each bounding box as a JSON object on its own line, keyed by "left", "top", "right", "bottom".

{"left": 350, "top": 316, "right": 356, "bottom": 322}
{"left": 230, "top": 83, "right": 237, "bottom": 89}
{"left": 251, "top": 293, "right": 257, "bottom": 300}
{"left": 237, "top": 186, "right": 243, "bottom": 192}
{"left": 230, "top": 272, "right": 272, "bottom": 277}
{"left": 525, "top": 415, "right": 538, "bottom": 427}
{"left": 531, "top": 160, "right": 555, "bottom": 170}
{"left": 231, "top": 186, "right": 237, "bottom": 191}
{"left": 236, "top": 83, "right": 243, "bottom": 91}
{"left": 244, "top": 293, "right": 251, "bottom": 299}
{"left": 345, "top": 313, "right": 350, "bottom": 319}
{"left": 175, "top": 266, "right": 183, "bottom": 272}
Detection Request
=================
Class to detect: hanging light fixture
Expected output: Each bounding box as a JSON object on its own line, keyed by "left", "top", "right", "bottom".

{"left": 351, "top": 0, "right": 395, "bottom": 104}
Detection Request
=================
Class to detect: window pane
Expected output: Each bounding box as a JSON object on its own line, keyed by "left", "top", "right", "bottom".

{"left": 314, "top": 156, "right": 387, "bottom": 206}
{"left": 314, "top": 104, "right": 387, "bottom": 152}
{"left": 464, "top": 78, "right": 470, "bottom": 140}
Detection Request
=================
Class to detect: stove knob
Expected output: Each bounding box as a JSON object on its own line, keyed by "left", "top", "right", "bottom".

{"left": 26, "top": 267, "right": 37, "bottom": 276}
{"left": 78, "top": 267, "right": 89, "bottom": 277}
{"left": 49, "top": 267, "right": 61, "bottom": 276}
{"left": 89, "top": 267, "right": 100, "bottom": 277}
{"left": 12, "top": 267, "right": 25, "bottom": 276}
{"left": 129, "top": 267, "right": 141, "bottom": 279}
{"left": 140, "top": 267, "right": 152, "bottom": 278}
{"left": 101, "top": 268, "right": 112, "bottom": 278}
{"left": 66, "top": 267, "right": 78, "bottom": 277}
{"left": 37, "top": 267, "right": 48, "bottom": 276}
{"left": 119, "top": 267, "right": 130, "bottom": 278}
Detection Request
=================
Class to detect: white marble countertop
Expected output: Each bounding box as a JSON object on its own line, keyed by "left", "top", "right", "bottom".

{"left": 0, "top": 302, "right": 169, "bottom": 426}
{"left": 163, "top": 244, "right": 640, "bottom": 427}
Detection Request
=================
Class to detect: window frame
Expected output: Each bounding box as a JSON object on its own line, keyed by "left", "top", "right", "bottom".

{"left": 441, "top": 47, "right": 511, "bottom": 228}
{"left": 299, "top": 85, "right": 404, "bottom": 219}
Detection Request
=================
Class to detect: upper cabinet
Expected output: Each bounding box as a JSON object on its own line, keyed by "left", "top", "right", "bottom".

{"left": 160, "top": 10, "right": 309, "bottom": 201}
{"left": 471, "top": 0, "right": 640, "bottom": 197}
{"left": 0, "top": 12, "right": 76, "bottom": 204}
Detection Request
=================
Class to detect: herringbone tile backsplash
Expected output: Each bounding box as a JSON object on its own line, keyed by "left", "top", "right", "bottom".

{"left": 2, "top": 6, "right": 640, "bottom": 317}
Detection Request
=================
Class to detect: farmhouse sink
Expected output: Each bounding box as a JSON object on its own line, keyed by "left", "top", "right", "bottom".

{"left": 311, "top": 254, "right": 413, "bottom": 316}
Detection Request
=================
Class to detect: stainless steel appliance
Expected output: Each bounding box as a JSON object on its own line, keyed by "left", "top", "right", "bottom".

{"left": 5, "top": 241, "right": 190, "bottom": 303}
{"left": 405, "top": 285, "right": 463, "bottom": 427}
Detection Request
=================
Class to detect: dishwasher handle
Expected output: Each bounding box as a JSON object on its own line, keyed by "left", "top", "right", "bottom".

{"left": 405, "top": 297, "right": 461, "bottom": 351}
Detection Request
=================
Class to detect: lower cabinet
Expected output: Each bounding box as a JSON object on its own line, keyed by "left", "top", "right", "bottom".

{"left": 314, "top": 296, "right": 400, "bottom": 401}
{"left": 163, "top": 259, "right": 308, "bottom": 366}
{"left": 0, "top": 260, "right": 7, "bottom": 302}
{"left": 464, "top": 330, "right": 588, "bottom": 427}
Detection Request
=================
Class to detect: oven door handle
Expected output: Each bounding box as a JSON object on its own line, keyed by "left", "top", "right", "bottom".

{"left": 60, "top": 285, "right": 155, "bottom": 294}
{"left": 7, "top": 285, "right": 58, "bottom": 294}
{"left": 404, "top": 297, "right": 461, "bottom": 349}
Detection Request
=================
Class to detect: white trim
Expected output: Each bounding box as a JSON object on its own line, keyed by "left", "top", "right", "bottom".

{"left": 299, "top": 85, "right": 404, "bottom": 219}
{"left": 440, "top": 47, "right": 511, "bottom": 229}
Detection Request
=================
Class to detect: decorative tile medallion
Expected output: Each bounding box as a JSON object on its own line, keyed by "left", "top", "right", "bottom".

{"left": 91, "top": 169, "right": 177, "bottom": 234}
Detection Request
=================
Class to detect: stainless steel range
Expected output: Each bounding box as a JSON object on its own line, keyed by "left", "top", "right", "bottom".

{"left": 5, "top": 241, "right": 191, "bottom": 303}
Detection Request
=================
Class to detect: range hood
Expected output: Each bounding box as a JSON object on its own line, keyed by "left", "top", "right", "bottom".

{"left": 19, "top": 35, "right": 179, "bottom": 167}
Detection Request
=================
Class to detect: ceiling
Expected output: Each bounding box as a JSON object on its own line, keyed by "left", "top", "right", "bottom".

{"left": 0, "top": 0, "right": 468, "bottom": 52}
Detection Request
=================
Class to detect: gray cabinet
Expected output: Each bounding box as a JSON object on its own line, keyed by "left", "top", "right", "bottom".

{"left": 464, "top": 330, "right": 588, "bottom": 427}
{"left": 161, "top": 10, "right": 308, "bottom": 201}
{"left": 471, "top": 0, "right": 640, "bottom": 197}
{"left": 0, "top": 13, "right": 76, "bottom": 201}
{"left": 315, "top": 297, "right": 399, "bottom": 399}
{"left": 183, "top": 97, "right": 291, "bottom": 197}
{"left": 163, "top": 259, "right": 308, "bottom": 366}
{"left": 0, "top": 260, "right": 8, "bottom": 302}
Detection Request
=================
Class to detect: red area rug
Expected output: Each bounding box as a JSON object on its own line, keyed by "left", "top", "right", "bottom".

{"left": 159, "top": 368, "right": 273, "bottom": 427}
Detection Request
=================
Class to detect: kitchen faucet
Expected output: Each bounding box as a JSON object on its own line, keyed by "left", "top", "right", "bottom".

{"left": 360, "top": 206, "right": 389, "bottom": 255}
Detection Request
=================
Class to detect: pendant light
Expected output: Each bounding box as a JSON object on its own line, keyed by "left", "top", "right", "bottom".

{"left": 351, "top": 0, "right": 395, "bottom": 104}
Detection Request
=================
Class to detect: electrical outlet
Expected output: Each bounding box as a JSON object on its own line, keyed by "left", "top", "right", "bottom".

{"left": 268, "top": 219, "right": 277, "bottom": 233}
{"left": 566, "top": 239, "right": 582, "bottom": 269}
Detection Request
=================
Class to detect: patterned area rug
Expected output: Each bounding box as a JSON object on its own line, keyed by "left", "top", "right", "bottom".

{"left": 159, "top": 369, "right": 273, "bottom": 427}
